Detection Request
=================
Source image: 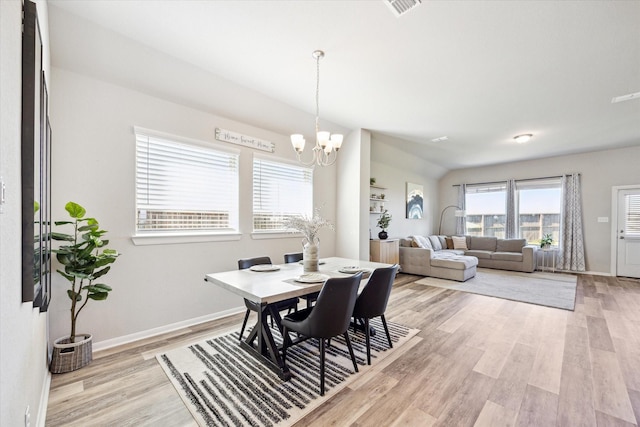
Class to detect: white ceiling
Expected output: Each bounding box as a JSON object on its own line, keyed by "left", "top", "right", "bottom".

{"left": 47, "top": 0, "right": 640, "bottom": 170}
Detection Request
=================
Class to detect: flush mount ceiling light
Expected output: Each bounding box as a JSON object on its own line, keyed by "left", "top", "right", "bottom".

{"left": 431, "top": 136, "right": 449, "bottom": 143}
{"left": 290, "top": 50, "right": 343, "bottom": 167}
{"left": 514, "top": 134, "right": 533, "bottom": 144}
{"left": 611, "top": 91, "right": 640, "bottom": 103}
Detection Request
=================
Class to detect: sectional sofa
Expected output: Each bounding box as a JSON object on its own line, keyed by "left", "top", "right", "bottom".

{"left": 399, "top": 235, "right": 538, "bottom": 281}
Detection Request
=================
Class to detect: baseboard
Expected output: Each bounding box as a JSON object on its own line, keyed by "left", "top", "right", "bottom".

{"left": 36, "top": 371, "right": 51, "bottom": 427}
{"left": 92, "top": 307, "right": 245, "bottom": 352}
{"left": 557, "top": 269, "right": 611, "bottom": 277}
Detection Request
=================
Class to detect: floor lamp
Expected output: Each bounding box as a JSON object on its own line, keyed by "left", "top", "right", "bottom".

{"left": 438, "top": 205, "right": 465, "bottom": 235}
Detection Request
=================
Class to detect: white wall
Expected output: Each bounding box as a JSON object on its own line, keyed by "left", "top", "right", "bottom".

{"left": 0, "top": 1, "right": 51, "bottom": 426}
{"left": 438, "top": 145, "right": 640, "bottom": 274}
{"left": 336, "top": 129, "right": 371, "bottom": 260}
{"left": 370, "top": 135, "right": 447, "bottom": 240}
{"left": 48, "top": 68, "right": 339, "bottom": 347}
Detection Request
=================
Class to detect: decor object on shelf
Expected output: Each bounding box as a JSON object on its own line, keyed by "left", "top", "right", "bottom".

{"left": 284, "top": 208, "right": 334, "bottom": 272}
{"left": 370, "top": 177, "right": 376, "bottom": 185}
{"left": 50, "top": 202, "right": 119, "bottom": 373}
{"left": 540, "top": 233, "right": 553, "bottom": 249}
{"left": 406, "top": 182, "right": 424, "bottom": 219}
{"left": 290, "top": 50, "right": 343, "bottom": 167}
{"left": 376, "top": 210, "right": 392, "bottom": 240}
{"left": 438, "top": 205, "right": 466, "bottom": 235}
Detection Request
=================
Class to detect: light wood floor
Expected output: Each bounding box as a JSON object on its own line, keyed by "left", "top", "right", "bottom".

{"left": 46, "top": 273, "right": 640, "bottom": 426}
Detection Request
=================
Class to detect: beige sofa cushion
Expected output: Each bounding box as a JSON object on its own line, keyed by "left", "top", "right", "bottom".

{"left": 470, "top": 236, "right": 497, "bottom": 251}
{"left": 465, "top": 250, "right": 493, "bottom": 259}
{"left": 496, "top": 238, "right": 526, "bottom": 253}
{"left": 492, "top": 252, "right": 524, "bottom": 262}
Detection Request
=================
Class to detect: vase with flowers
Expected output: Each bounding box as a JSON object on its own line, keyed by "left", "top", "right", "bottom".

{"left": 284, "top": 208, "right": 334, "bottom": 272}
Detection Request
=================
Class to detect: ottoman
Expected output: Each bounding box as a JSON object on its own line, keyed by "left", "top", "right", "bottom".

{"left": 430, "top": 254, "right": 478, "bottom": 282}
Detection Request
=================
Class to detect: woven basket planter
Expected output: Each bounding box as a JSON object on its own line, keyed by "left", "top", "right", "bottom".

{"left": 50, "top": 334, "right": 93, "bottom": 374}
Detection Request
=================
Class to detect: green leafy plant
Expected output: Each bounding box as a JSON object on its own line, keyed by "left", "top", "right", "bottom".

{"left": 376, "top": 210, "right": 392, "bottom": 231}
{"left": 52, "top": 202, "right": 119, "bottom": 343}
{"left": 540, "top": 233, "right": 554, "bottom": 248}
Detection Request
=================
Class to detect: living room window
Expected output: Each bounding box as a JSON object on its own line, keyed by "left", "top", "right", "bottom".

{"left": 516, "top": 178, "right": 562, "bottom": 245}
{"left": 135, "top": 128, "right": 239, "bottom": 234}
{"left": 252, "top": 156, "right": 313, "bottom": 233}
{"left": 464, "top": 183, "right": 507, "bottom": 237}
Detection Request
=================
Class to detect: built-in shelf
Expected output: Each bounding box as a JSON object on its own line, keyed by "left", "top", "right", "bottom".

{"left": 369, "top": 184, "right": 388, "bottom": 215}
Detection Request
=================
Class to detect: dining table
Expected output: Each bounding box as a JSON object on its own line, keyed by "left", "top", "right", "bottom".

{"left": 204, "top": 256, "right": 392, "bottom": 380}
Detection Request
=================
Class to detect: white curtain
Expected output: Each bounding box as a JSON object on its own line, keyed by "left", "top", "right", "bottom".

{"left": 505, "top": 179, "right": 516, "bottom": 239}
{"left": 559, "top": 173, "right": 586, "bottom": 271}
{"left": 456, "top": 184, "right": 466, "bottom": 235}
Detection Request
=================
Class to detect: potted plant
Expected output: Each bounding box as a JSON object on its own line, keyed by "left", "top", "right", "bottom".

{"left": 50, "top": 202, "right": 119, "bottom": 373}
{"left": 376, "top": 210, "right": 392, "bottom": 240}
{"left": 540, "top": 233, "right": 553, "bottom": 249}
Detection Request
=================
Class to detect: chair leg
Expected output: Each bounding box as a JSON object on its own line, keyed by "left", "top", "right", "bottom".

{"left": 364, "top": 317, "right": 371, "bottom": 365}
{"left": 343, "top": 332, "right": 359, "bottom": 373}
{"left": 319, "top": 338, "right": 326, "bottom": 396}
{"left": 381, "top": 314, "right": 393, "bottom": 349}
{"left": 239, "top": 309, "right": 250, "bottom": 340}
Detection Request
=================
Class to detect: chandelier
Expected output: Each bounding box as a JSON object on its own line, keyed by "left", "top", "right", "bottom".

{"left": 290, "top": 50, "right": 343, "bottom": 167}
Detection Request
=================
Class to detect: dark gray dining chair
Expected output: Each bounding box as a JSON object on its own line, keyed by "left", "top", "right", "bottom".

{"left": 352, "top": 264, "right": 399, "bottom": 365}
{"left": 283, "top": 252, "right": 319, "bottom": 308}
{"left": 281, "top": 272, "right": 363, "bottom": 396}
{"left": 237, "top": 256, "right": 299, "bottom": 340}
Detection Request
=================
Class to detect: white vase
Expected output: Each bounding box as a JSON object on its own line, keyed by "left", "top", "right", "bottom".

{"left": 302, "top": 237, "right": 320, "bottom": 273}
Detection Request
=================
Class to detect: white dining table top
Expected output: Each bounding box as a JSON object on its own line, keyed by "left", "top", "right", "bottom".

{"left": 204, "top": 257, "right": 392, "bottom": 304}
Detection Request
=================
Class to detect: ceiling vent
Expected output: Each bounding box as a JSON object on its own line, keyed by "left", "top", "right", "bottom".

{"left": 384, "top": 0, "right": 422, "bottom": 17}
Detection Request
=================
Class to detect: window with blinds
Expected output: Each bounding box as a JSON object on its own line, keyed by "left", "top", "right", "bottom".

{"left": 135, "top": 130, "right": 239, "bottom": 233}
{"left": 252, "top": 157, "right": 313, "bottom": 232}
{"left": 625, "top": 194, "right": 640, "bottom": 236}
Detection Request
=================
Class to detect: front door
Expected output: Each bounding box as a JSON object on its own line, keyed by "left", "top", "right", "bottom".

{"left": 616, "top": 188, "right": 640, "bottom": 278}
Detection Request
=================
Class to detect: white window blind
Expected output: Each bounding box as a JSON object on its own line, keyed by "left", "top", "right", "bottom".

{"left": 626, "top": 194, "right": 640, "bottom": 236}
{"left": 252, "top": 157, "right": 313, "bottom": 232}
{"left": 135, "top": 130, "right": 239, "bottom": 233}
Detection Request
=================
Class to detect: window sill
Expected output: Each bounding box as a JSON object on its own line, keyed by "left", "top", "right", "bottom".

{"left": 251, "top": 231, "right": 301, "bottom": 240}
{"left": 131, "top": 232, "right": 242, "bottom": 246}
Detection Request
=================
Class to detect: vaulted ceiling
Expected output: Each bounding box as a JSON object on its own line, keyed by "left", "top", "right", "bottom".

{"left": 48, "top": 0, "right": 640, "bottom": 170}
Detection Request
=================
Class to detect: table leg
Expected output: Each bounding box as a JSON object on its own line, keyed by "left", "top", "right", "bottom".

{"left": 240, "top": 303, "right": 292, "bottom": 381}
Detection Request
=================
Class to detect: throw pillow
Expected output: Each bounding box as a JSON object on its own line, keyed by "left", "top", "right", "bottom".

{"left": 428, "top": 235, "right": 442, "bottom": 251}
{"left": 445, "top": 237, "right": 454, "bottom": 249}
{"left": 452, "top": 236, "right": 468, "bottom": 250}
{"left": 412, "top": 235, "right": 432, "bottom": 249}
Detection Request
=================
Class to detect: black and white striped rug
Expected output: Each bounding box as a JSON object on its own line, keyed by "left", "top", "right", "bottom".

{"left": 157, "top": 318, "right": 418, "bottom": 426}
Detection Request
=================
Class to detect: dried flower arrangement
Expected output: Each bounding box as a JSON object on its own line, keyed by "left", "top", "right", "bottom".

{"left": 283, "top": 207, "right": 334, "bottom": 242}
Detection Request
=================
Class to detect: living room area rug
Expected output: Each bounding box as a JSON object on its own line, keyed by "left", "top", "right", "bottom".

{"left": 157, "top": 318, "right": 419, "bottom": 427}
{"left": 415, "top": 268, "right": 577, "bottom": 310}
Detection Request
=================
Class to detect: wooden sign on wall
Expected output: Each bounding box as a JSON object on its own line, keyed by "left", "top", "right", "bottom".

{"left": 215, "top": 128, "right": 275, "bottom": 153}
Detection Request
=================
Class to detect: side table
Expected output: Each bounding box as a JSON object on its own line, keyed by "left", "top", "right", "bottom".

{"left": 370, "top": 239, "right": 399, "bottom": 264}
{"left": 538, "top": 248, "right": 557, "bottom": 273}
